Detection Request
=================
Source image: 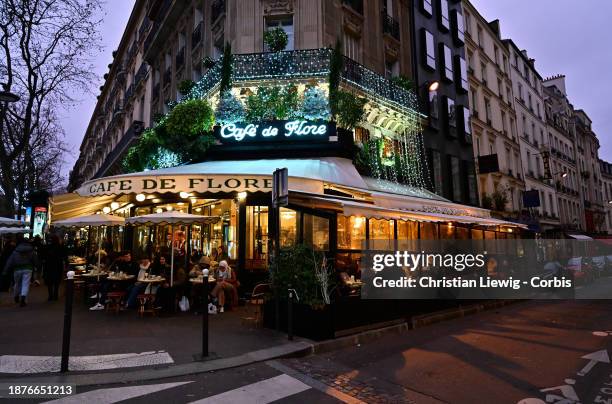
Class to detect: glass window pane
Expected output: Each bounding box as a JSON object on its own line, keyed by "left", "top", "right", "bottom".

{"left": 369, "top": 219, "right": 395, "bottom": 250}
{"left": 304, "top": 214, "right": 329, "bottom": 251}
{"left": 337, "top": 215, "right": 366, "bottom": 250}
{"left": 420, "top": 222, "right": 438, "bottom": 239}
{"left": 439, "top": 223, "right": 455, "bottom": 239}
{"left": 280, "top": 208, "right": 297, "bottom": 247}
{"left": 246, "top": 206, "right": 269, "bottom": 269}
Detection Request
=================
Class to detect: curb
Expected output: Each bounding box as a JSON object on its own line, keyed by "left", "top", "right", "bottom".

{"left": 0, "top": 299, "right": 523, "bottom": 387}
{"left": 0, "top": 341, "right": 315, "bottom": 388}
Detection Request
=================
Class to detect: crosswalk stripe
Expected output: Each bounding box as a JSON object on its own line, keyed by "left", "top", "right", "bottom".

{"left": 189, "top": 374, "right": 311, "bottom": 404}
{"left": 43, "top": 381, "right": 193, "bottom": 404}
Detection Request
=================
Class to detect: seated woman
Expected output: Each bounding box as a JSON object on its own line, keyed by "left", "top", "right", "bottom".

{"left": 125, "top": 258, "right": 151, "bottom": 309}
{"left": 210, "top": 260, "right": 239, "bottom": 313}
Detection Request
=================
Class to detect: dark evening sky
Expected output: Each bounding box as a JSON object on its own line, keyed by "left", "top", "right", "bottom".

{"left": 58, "top": 0, "right": 612, "bottom": 178}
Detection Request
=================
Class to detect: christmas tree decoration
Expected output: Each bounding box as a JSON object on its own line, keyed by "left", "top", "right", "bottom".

{"left": 215, "top": 89, "right": 246, "bottom": 124}
{"left": 263, "top": 27, "right": 288, "bottom": 52}
{"left": 147, "top": 148, "right": 182, "bottom": 170}
{"left": 299, "top": 86, "right": 330, "bottom": 121}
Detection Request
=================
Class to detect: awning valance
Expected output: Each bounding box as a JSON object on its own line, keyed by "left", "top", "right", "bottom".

{"left": 75, "top": 157, "right": 367, "bottom": 197}
{"left": 567, "top": 234, "right": 593, "bottom": 240}
{"left": 290, "top": 193, "right": 527, "bottom": 228}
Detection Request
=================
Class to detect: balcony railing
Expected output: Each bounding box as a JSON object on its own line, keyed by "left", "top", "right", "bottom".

{"left": 138, "top": 18, "right": 151, "bottom": 42}
{"left": 176, "top": 48, "right": 185, "bottom": 70}
{"left": 342, "top": 0, "right": 363, "bottom": 14}
{"left": 134, "top": 63, "right": 148, "bottom": 87}
{"left": 185, "top": 49, "right": 417, "bottom": 114}
{"left": 211, "top": 0, "right": 225, "bottom": 24}
{"left": 381, "top": 12, "right": 400, "bottom": 40}
{"left": 192, "top": 22, "right": 203, "bottom": 49}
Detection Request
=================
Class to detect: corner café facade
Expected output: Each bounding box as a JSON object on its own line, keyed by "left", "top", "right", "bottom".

{"left": 51, "top": 49, "right": 528, "bottom": 286}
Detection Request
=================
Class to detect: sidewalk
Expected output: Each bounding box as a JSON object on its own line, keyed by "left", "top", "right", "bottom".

{"left": 0, "top": 283, "right": 301, "bottom": 377}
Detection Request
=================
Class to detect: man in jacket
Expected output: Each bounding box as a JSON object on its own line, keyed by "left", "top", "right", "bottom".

{"left": 3, "top": 237, "right": 39, "bottom": 307}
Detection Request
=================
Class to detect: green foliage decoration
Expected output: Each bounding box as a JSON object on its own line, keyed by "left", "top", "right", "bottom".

{"left": 390, "top": 75, "right": 414, "bottom": 91}
{"left": 264, "top": 27, "right": 289, "bottom": 52}
{"left": 215, "top": 89, "right": 246, "bottom": 124}
{"left": 300, "top": 86, "right": 330, "bottom": 121}
{"left": 245, "top": 85, "right": 299, "bottom": 121}
{"left": 163, "top": 98, "right": 215, "bottom": 140}
{"left": 335, "top": 90, "right": 366, "bottom": 130}
{"left": 178, "top": 79, "right": 195, "bottom": 95}
{"left": 271, "top": 244, "right": 333, "bottom": 308}
{"left": 328, "top": 39, "right": 344, "bottom": 118}
{"left": 219, "top": 42, "right": 233, "bottom": 93}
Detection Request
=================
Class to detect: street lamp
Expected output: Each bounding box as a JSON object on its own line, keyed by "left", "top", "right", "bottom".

{"left": 428, "top": 81, "right": 440, "bottom": 92}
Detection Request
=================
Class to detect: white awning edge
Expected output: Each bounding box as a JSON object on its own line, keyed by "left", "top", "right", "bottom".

{"left": 567, "top": 234, "right": 593, "bottom": 240}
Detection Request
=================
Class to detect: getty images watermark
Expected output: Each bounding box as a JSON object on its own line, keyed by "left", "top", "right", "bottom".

{"left": 359, "top": 240, "right": 611, "bottom": 300}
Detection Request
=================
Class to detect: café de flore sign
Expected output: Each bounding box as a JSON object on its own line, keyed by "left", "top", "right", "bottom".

{"left": 214, "top": 120, "right": 335, "bottom": 144}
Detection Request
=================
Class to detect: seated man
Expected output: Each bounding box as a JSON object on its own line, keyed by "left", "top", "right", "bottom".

{"left": 210, "top": 260, "right": 239, "bottom": 313}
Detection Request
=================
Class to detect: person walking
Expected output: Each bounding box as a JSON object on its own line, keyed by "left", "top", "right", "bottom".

{"left": 43, "top": 234, "right": 67, "bottom": 301}
{"left": 3, "top": 237, "right": 39, "bottom": 307}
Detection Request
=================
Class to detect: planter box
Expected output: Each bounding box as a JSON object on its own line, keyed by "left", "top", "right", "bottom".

{"left": 263, "top": 298, "right": 458, "bottom": 340}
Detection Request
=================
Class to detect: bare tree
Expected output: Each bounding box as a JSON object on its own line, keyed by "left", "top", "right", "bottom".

{"left": 0, "top": 0, "right": 103, "bottom": 215}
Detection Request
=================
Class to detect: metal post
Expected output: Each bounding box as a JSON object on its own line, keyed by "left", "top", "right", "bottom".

{"left": 288, "top": 284, "right": 293, "bottom": 341}
{"left": 275, "top": 205, "right": 281, "bottom": 331}
{"left": 60, "top": 271, "right": 75, "bottom": 373}
{"left": 201, "top": 269, "right": 209, "bottom": 358}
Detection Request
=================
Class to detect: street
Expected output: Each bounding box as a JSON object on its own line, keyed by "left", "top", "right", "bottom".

{"left": 17, "top": 299, "right": 610, "bottom": 404}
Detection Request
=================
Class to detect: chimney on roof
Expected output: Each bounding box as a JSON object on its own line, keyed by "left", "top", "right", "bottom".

{"left": 544, "top": 74, "right": 567, "bottom": 96}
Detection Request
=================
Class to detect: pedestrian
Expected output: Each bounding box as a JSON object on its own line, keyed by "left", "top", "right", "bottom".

{"left": 3, "top": 236, "right": 39, "bottom": 307}
{"left": 43, "top": 234, "right": 67, "bottom": 301}
{"left": 0, "top": 239, "right": 17, "bottom": 295}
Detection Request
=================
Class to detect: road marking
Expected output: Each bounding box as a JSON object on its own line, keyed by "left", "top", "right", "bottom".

{"left": 189, "top": 374, "right": 310, "bottom": 404}
{"left": 577, "top": 349, "right": 610, "bottom": 376}
{"left": 43, "top": 381, "right": 192, "bottom": 404}
{"left": 0, "top": 351, "right": 173, "bottom": 374}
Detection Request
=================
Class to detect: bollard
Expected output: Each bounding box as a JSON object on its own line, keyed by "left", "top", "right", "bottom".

{"left": 201, "top": 269, "right": 209, "bottom": 358}
{"left": 60, "top": 271, "right": 75, "bottom": 373}
{"left": 288, "top": 285, "right": 293, "bottom": 341}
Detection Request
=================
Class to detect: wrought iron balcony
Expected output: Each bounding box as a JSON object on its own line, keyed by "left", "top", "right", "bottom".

{"left": 187, "top": 48, "right": 417, "bottom": 114}
{"left": 381, "top": 12, "right": 400, "bottom": 40}
{"left": 192, "top": 22, "right": 203, "bottom": 49}
{"left": 211, "top": 0, "right": 225, "bottom": 25}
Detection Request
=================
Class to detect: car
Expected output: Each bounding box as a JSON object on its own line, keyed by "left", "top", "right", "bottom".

{"left": 566, "top": 257, "right": 594, "bottom": 284}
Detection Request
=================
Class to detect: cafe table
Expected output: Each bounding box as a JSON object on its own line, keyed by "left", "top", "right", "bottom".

{"left": 188, "top": 276, "right": 216, "bottom": 284}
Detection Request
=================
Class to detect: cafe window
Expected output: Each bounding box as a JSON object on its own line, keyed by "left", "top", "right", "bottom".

{"left": 420, "top": 222, "right": 438, "bottom": 239}
{"left": 484, "top": 229, "right": 496, "bottom": 254}
{"left": 439, "top": 222, "right": 455, "bottom": 239}
{"left": 303, "top": 213, "right": 329, "bottom": 251}
{"left": 422, "top": 29, "right": 436, "bottom": 70}
{"left": 354, "top": 127, "right": 370, "bottom": 144}
{"left": 246, "top": 206, "right": 269, "bottom": 269}
{"left": 337, "top": 215, "right": 366, "bottom": 250}
{"left": 397, "top": 220, "right": 418, "bottom": 251}
{"left": 441, "top": 44, "right": 453, "bottom": 81}
{"left": 438, "top": 0, "right": 450, "bottom": 31}
{"left": 369, "top": 219, "right": 395, "bottom": 250}
{"left": 456, "top": 226, "right": 469, "bottom": 240}
{"left": 280, "top": 208, "right": 298, "bottom": 247}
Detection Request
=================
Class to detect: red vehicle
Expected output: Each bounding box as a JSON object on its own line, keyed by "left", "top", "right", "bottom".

{"left": 566, "top": 257, "right": 594, "bottom": 284}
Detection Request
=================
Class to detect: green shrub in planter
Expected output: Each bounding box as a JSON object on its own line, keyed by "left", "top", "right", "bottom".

{"left": 264, "top": 27, "right": 288, "bottom": 52}
{"left": 335, "top": 90, "right": 366, "bottom": 130}
{"left": 178, "top": 79, "right": 195, "bottom": 96}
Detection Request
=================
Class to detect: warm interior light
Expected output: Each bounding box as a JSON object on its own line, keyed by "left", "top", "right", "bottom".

{"left": 195, "top": 207, "right": 202, "bottom": 212}
{"left": 210, "top": 204, "right": 216, "bottom": 209}
{"left": 110, "top": 202, "right": 119, "bottom": 210}
{"left": 428, "top": 81, "right": 440, "bottom": 92}
{"left": 152, "top": 198, "right": 161, "bottom": 203}
{"left": 177, "top": 202, "right": 184, "bottom": 206}
{"left": 179, "top": 191, "right": 190, "bottom": 199}
{"left": 508, "top": 228, "right": 513, "bottom": 233}
{"left": 447, "top": 222, "right": 453, "bottom": 227}
{"left": 156, "top": 208, "right": 163, "bottom": 214}
{"left": 166, "top": 206, "right": 173, "bottom": 211}
{"left": 237, "top": 191, "right": 247, "bottom": 200}
{"left": 353, "top": 217, "right": 365, "bottom": 229}
{"left": 102, "top": 206, "right": 111, "bottom": 214}
{"left": 136, "top": 193, "right": 146, "bottom": 202}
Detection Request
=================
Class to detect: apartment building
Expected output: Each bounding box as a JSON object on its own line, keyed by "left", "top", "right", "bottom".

{"left": 70, "top": 0, "right": 416, "bottom": 191}
{"left": 504, "top": 40, "right": 560, "bottom": 233}
{"left": 68, "top": 2, "right": 151, "bottom": 190}
{"left": 409, "top": 0, "right": 478, "bottom": 205}
{"left": 572, "top": 108, "right": 606, "bottom": 233}
{"left": 462, "top": 1, "right": 523, "bottom": 214}
{"left": 542, "top": 76, "right": 582, "bottom": 231}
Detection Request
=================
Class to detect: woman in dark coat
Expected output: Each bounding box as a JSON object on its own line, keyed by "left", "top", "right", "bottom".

{"left": 43, "top": 234, "right": 67, "bottom": 301}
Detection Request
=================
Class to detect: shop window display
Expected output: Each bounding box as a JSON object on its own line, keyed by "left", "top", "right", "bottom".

{"left": 337, "top": 215, "right": 366, "bottom": 250}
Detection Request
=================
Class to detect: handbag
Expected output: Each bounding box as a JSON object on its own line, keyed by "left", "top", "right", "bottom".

{"left": 179, "top": 296, "right": 190, "bottom": 312}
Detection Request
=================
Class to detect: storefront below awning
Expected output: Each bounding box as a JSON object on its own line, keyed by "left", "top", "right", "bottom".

{"left": 289, "top": 193, "right": 527, "bottom": 228}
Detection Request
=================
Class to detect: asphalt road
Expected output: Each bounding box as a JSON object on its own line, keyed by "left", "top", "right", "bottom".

{"left": 12, "top": 299, "right": 612, "bottom": 403}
